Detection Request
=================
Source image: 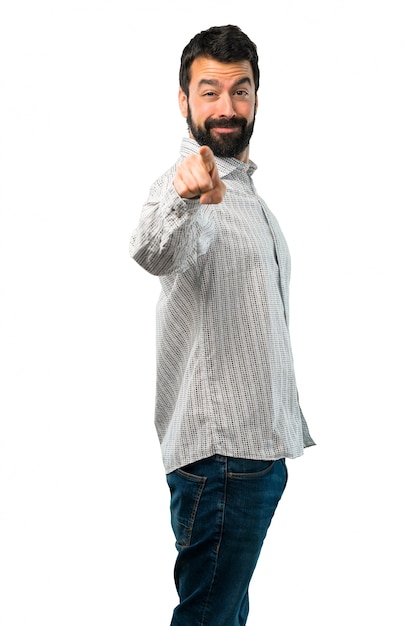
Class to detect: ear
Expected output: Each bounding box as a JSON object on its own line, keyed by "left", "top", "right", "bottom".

{"left": 178, "top": 88, "right": 188, "bottom": 118}
{"left": 255, "top": 93, "right": 259, "bottom": 115}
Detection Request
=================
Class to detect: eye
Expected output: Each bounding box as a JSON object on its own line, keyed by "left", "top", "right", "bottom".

{"left": 235, "top": 89, "right": 250, "bottom": 98}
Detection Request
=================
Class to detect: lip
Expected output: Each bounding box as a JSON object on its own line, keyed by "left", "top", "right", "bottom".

{"left": 211, "top": 127, "right": 239, "bottom": 134}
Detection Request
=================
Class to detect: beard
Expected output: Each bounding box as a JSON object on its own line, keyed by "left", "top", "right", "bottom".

{"left": 187, "top": 104, "right": 255, "bottom": 158}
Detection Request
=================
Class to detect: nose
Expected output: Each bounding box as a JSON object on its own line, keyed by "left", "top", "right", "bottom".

{"left": 216, "top": 93, "right": 236, "bottom": 118}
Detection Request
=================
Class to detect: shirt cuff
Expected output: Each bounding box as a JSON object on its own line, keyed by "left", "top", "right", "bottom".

{"left": 166, "top": 183, "right": 201, "bottom": 219}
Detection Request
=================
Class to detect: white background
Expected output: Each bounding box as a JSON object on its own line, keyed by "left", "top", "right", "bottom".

{"left": 1, "top": 1, "right": 417, "bottom": 624}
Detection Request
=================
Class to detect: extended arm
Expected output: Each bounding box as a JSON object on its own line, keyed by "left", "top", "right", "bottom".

{"left": 130, "top": 146, "right": 225, "bottom": 276}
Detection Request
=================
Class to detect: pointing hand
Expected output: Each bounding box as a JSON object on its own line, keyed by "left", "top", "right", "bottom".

{"left": 173, "top": 146, "right": 226, "bottom": 204}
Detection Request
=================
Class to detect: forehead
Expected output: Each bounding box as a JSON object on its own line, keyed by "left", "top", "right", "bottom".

{"left": 189, "top": 57, "right": 254, "bottom": 87}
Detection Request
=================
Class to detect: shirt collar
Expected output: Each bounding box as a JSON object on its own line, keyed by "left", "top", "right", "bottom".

{"left": 180, "top": 137, "right": 258, "bottom": 178}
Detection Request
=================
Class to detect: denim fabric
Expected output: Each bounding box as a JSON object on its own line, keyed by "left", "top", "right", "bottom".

{"left": 166, "top": 454, "right": 288, "bottom": 626}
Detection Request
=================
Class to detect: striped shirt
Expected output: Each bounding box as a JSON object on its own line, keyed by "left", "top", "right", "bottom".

{"left": 130, "top": 138, "right": 315, "bottom": 473}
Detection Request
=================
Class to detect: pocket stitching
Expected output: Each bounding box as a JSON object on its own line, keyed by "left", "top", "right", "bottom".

{"left": 168, "top": 472, "right": 207, "bottom": 547}
{"left": 227, "top": 460, "right": 275, "bottom": 479}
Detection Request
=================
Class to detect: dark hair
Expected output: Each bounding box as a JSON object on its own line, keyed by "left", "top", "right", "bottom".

{"left": 179, "top": 25, "right": 260, "bottom": 97}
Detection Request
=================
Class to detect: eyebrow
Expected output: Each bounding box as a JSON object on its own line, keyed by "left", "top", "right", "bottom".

{"left": 197, "top": 77, "right": 252, "bottom": 89}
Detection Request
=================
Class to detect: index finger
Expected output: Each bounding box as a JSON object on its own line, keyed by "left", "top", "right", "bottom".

{"left": 199, "top": 145, "right": 216, "bottom": 173}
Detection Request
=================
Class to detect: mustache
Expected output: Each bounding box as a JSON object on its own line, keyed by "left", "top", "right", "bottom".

{"left": 204, "top": 117, "right": 247, "bottom": 130}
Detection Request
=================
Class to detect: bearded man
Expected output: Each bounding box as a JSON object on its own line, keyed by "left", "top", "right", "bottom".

{"left": 130, "top": 24, "right": 315, "bottom": 626}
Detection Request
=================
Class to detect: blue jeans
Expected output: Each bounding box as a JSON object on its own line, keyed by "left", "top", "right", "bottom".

{"left": 166, "top": 455, "right": 288, "bottom": 626}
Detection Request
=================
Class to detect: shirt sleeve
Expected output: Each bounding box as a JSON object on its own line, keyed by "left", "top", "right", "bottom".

{"left": 129, "top": 172, "right": 202, "bottom": 276}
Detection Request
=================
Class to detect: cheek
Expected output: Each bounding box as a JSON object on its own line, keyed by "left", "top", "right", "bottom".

{"left": 240, "top": 101, "right": 256, "bottom": 120}
{"left": 190, "top": 102, "right": 215, "bottom": 124}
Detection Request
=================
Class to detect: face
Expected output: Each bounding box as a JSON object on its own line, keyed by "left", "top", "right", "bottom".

{"left": 179, "top": 57, "right": 258, "bottom": 162}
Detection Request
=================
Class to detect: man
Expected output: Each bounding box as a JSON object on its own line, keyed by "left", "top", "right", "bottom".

{"left": 130, "top": 24, "right": 315, "bottom": 626}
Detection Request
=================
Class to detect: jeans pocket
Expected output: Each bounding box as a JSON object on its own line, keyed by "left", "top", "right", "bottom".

{"left": 166, "top": 468, "right": 206, "bottom": 548}
{"left": 227, "top": 458, "right": 275, "bottom": 479}
{"left": 226, "top": 459, "right": 287, "bottom": 527}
